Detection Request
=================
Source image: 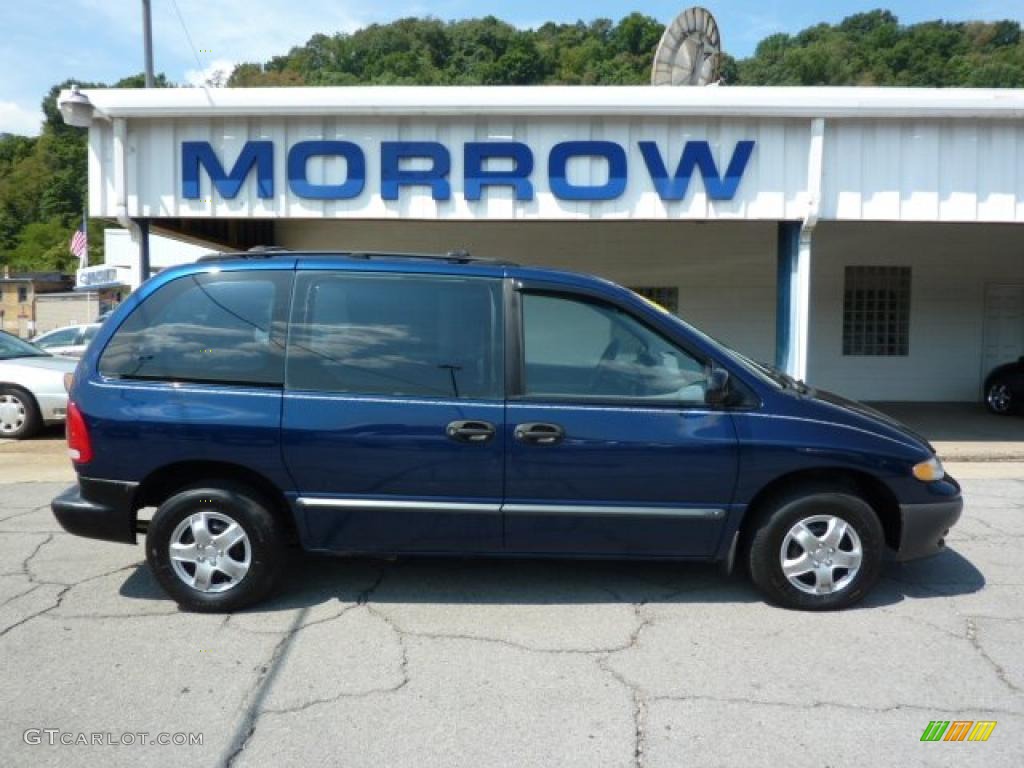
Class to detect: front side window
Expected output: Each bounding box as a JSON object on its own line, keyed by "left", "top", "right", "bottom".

{"left": 99, "top": 271, "right": 291, "bottom": 385}
{"left": 521, "top": 292, "right": 707, "bottom": 403}
{"left": 287, "top": 273, "right": 503, "bottom": 399}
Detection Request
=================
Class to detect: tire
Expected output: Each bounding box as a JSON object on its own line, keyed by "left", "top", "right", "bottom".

{"left": 0, "top": 386, "right": 42, "bottom": 440}
{"left": 984, "top": 377, "right": 1015, "bottom": 415}
{"left": 747, "top": 487, "right": 884, "bottom": 611}
{"left": 146, "top": 482, "right": 287, "bottom": 612}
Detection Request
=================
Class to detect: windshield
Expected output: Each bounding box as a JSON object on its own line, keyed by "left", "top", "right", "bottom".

{"left": 0, "top": 332, "right": 49, "bottom": 360}
{"left": 639, "top": 306, "right": 794, "bottom": 391}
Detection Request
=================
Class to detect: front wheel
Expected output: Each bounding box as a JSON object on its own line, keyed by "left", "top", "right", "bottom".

{"left": 985, "top": 378, "right": 1015, "bottom": 415}
{"left": 0, "top": 386, "right": 41, "bottom": 439}
{"left": 146, "top": 483, "right": 287, "bottom": 612}
{"left": 747, "top": 489, "right": 884, "bottom": 611}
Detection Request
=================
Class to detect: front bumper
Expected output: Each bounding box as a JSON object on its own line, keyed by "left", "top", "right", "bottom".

{"left": 51, "top": 477, "right": 139, "bottom": 544}
{"left": 36, "top": 392, "right": 69, "bottom": 423}
{"left": 895, "top": 496, "right": 963, "bottom": 561}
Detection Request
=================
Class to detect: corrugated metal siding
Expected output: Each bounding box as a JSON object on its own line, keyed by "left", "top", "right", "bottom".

{"left": 89, "top": 113, "right": 1024, "bottom": 224}
{"left": 822, "top": 119, "right": 1024, "bottom": 222}
{"left": 92, "top": 116, "right": 810, "bottom": 221}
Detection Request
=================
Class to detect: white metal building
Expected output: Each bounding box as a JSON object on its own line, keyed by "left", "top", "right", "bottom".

{"left": 60, "top": 85, "right": 1024, "bottom": 402}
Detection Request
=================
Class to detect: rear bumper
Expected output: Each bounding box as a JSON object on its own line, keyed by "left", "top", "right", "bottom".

{"left": 51, "top": 477, "right": 139, "bottom": 544}
{"left": 895, "top": 497, "right": 963, "bottom": 561}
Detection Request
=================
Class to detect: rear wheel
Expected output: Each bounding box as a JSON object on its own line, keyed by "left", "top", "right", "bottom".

{"left": 985, "top": 378, "right": 1015, "bottom": 415}
{"left": 0, "top": 386, "right": 41, "bottom": 439}
{"left": 146, "top": 482, "right": 287, "bottom": 612}
{"left": 747, "top": 488, "right": 884, "bottom": 611}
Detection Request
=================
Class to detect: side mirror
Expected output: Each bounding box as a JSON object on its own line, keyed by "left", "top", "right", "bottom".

{"left": 704, "top": 367, "right": 730, "bottom": 407}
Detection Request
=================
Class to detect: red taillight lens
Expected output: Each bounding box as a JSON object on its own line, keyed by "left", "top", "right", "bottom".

{"left": 66, "top": 402, "right": 93, "bottom": 464}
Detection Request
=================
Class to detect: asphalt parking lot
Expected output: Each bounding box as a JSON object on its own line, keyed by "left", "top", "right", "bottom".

{"left": 1, "top": 435, "right": 1022, "bottom": 767}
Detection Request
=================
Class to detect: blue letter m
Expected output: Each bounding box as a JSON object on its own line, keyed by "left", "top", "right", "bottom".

{"left": 639, "top": 140, "right": 754, "bottom": 201}
{"left": 182, "top": 141, "right": 274, "bottom": 199}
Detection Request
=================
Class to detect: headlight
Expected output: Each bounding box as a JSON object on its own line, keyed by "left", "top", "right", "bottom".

{"left": 912, "top": 456, "right": 945, "bottom": 482}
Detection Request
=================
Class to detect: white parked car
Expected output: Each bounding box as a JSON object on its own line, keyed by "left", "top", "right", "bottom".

{"left": 0, "top": 331, "right": 77, "bottom": 439}
{"left": 31, "top": 323, "right": 101, "bottom": 358}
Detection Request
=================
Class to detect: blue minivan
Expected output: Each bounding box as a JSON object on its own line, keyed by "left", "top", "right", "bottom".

{"left": 52, "top": 251, "right": 962, "bottom": 611}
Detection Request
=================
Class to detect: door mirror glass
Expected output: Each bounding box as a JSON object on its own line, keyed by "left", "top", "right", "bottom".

{"left": 704, "top": 367, "right": 730, "bottom": 406}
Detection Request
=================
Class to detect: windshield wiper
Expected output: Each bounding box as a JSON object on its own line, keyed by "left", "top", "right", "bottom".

{"left": 757, "top": 361, "right": 810, "bottom": 393}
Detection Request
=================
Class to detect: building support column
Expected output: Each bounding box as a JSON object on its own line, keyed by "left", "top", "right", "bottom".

{"left": 136, "top": 218, "right": 151, "bottom": 286}
{"left": 777, "top": 117, "right": 825, "bottom": 382}
{"left": 775, "top": 221, "right": 815, "bottom": 381}
{"left": 775, "top": 220, "right": 799, "bottom": 372}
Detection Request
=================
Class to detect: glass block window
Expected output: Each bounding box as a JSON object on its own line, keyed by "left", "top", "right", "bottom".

{"left": 629, "top": 286, "right": 679, "bottom": 314}
{"left": 842, "top": 266, "right": 911, "bottom": 356}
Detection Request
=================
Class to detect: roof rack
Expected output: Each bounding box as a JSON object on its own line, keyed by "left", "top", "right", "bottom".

{"left": 198, "top": 248, "right": 518, "bottom": 266}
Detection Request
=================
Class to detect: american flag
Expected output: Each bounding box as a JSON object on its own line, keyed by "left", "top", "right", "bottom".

{"left": 69, "top": 217, "right": 88, "bottom": 268}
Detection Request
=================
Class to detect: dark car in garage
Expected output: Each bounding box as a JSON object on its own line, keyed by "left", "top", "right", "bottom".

{"left": 984, "top": 357, "right": 1024, "bottom": 415}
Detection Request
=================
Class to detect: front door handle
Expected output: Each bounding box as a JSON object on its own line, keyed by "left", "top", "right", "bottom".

{"left": 446, "top": 420, "right": 496, "bottom": 444}
{"left": 514, "top": 422, "right": 564, "bottom": 445}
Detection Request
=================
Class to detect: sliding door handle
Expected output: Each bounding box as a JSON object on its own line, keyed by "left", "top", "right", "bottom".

{"left": 446, "top": 420, "right": 496, "bottom": 443}
{"left": 514, "top": 422, "right": 564, "bottom": 445}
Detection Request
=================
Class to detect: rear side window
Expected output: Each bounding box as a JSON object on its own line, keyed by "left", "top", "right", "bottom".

{"left": 99, "top": 271, "right": 292, "bottom": 385}
{"left": 287, "top": 272, "right": 503, "bottom": 399}
{"left": 38, "top": 327, "right": 78, "bottom": 347}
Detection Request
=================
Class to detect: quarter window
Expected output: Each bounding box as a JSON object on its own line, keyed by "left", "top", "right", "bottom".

{"left": 99, "top": 271, "right": 291, "bottom": 385}
{"left": 287, "top": 273, "right": 503, "bottom": 399}
{"left": 843, "top": 266, "right": 911, "bottom": 356}
{"left": 521, "top": 292, "right": 707, "bottom": 402}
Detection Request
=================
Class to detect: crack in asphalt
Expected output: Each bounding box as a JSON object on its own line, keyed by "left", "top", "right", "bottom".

{"left": 0, "top": 582, "right": 41, "bottom": 608}
{"left": 649, "top": 692, "right": 1024, "bottom": 718}
{"left": 881, "top": 569, "right": 1023, "bottom": 696}
{"left": 221, "top": 565, "right": 392, "bottom": 768}
{"left": 595, "top": 601, "right": 652, "bottom": 768}
{"left": 222, "top": 607, "right": 310, "bottom": 768}
{"left": 967, "top": 617, "right": 1021, "bottom": 694}
{"left": 257, "top": 604, "right": 411, "bottom": 718}
{"left": 0, "top": 531, "right": 145, "bottom": 638}
{"left": 0, "top": 503, "right": 52, "bottom": 523}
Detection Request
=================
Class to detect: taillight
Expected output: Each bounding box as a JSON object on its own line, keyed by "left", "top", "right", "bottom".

{"left": 66, "top": 402, "right": 93, "bottom": 464}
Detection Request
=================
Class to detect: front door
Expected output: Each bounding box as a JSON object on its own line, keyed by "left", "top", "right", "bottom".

{"left": 504, "top": 286, "right": 739, "bottom": 557}
{"left": 281, "top": 269, "right": 505, "bottom": 553}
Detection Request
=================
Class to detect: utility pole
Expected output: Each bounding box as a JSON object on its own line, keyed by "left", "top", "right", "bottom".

{"left": 138, "top": 0, "right": 153, "bottom": 283}
{"left": 142, "top": 0, "right": 155, "bottom": 87}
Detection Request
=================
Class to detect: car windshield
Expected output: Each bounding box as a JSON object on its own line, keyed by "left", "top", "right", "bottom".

{"left": 0, "top": 332, "right": 49, "bottom": 360}
{"left": 644, "top": 307, "right": 800, "bottom": 391}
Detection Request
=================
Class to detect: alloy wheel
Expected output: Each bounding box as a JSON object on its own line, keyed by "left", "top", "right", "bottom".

{"left": 987, "top": 383, "right": 1012, "bottom": 414}
{"left": 168, "top": 511, "right": 251, "bottom": 593}
{"left": 779, "top": 514, "right": 863, "bottom": 595}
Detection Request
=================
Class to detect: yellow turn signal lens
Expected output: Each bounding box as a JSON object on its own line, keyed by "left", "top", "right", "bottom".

{"left": 912, "top": 457, "right": 945, "bottom": 482}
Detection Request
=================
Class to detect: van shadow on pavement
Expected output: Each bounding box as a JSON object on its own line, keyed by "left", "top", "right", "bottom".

{"left": 117, "top": 546, "right": 984, "bottom": 613}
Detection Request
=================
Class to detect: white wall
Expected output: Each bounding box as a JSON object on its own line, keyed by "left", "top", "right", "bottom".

{"left": 103, "top": 229, "right": 215, "bottom": 287}
{"left": 34, "top": 293, "right": 100, "bottom": 334}
{"left": 278, "top": 219, "right": 779, "bottom": 363}
{"left": 809, "top": 222, "right": 1024, "bottom": 401}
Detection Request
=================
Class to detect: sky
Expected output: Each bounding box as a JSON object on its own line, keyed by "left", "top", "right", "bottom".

{"left": 2, "top": 0, "right": 1023, "bottom": 136}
